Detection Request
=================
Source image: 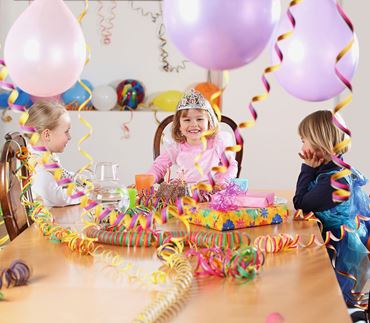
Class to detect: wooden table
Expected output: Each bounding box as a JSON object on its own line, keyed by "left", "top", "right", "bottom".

{"left": 0, "top": 191, "right": 351, "bottom": 323}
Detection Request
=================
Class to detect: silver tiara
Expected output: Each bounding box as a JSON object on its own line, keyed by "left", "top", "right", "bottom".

{"left": 176, "top": 88, "right": 218, "bottom": 127}
{"left": 177, "top": 89, "right": 210, "bottom": 111}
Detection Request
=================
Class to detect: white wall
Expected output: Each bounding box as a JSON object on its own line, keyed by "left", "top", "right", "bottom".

{"left": 1, "top": 0, "right": 368, "bottom": 190}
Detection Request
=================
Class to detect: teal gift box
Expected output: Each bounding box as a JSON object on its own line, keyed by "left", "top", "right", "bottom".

{"left": 230, "top": 178, "right": 248, "bottom": 191}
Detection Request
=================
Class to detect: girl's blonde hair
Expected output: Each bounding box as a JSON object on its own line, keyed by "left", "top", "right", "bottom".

{"left": 25, "top": 101, "right": 67, "bottom": 133}
{"left": 172, "top": 108, "right": 219, "bottom": 143}
{"left": 298, "top": 110, "right": 349, "bottom": 156}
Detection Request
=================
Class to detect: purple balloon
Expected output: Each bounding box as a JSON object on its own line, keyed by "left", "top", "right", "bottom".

{"left": 163, "top": 0, "right": 281, "bottom": 70}
{"left": 273, "top": 0, "right": 359, "bottom": 102}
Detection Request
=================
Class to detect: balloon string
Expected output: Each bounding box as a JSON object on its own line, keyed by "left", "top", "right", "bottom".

{"left": 330, "top": 0, "right": 355, "bottom": 202}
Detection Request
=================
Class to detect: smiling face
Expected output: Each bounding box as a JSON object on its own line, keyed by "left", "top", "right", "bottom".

{"left": 42, "top": 112, "right": 72, "bottom": 153}
{"left": 179, "top": 109, "right": 209, "bottom": 145}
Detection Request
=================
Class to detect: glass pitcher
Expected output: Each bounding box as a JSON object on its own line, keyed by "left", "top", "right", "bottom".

{"left": 91, "top": 162, "right": 129, "bottom": 211}
{"left": 94, "top": 161, "right": 119, "bottom": 181}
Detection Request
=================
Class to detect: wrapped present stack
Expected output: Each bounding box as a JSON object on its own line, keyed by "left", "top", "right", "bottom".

{"left": 187, "top": 181, "right": 289, "bottom": 231}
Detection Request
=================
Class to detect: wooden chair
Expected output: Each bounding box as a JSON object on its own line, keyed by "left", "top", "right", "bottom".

{"left": 0, "top": 132, "right": 33, "bottom": 240}
{"left": 153, "top": 114, "right": 243, "bottom": 178}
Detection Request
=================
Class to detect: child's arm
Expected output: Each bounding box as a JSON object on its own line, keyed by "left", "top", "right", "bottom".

{"left": 32, "top": 169, "right": 81, "bottom": 207}
{"left": 214, "top": 154, "right": 238, "bottom": 183}
{"left": 147, "top": 144, "right": 177, "bottom": 183}
{"left": 293, "top": 163, "right": 347, "bottom": 213}
{"left": 214, "top": 133, "right": 238, "bottom": 183}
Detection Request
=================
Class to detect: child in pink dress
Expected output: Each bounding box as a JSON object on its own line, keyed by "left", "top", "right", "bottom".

{"left": 148, "top": 89, "right": 238, "bottom": 185}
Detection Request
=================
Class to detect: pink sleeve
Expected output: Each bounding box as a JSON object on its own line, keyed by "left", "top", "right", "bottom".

{"left": 147, "top": 143, "right": 178, "bottom": 183}
{"left": 214, "top": 134, "right": 238, "bottom": 183}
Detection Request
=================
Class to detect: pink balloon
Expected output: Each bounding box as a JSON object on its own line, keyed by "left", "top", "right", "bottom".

{"left": 163, "top": 0, "right": 281, "bottom": 70}
{"left": 30, "top": 94, "right": 62, "bottom": 103}
{"left": 4, "top": 0, "right": 86, "bottom": 97}
{"left": 273, "top": 0, "right": 359, "bottom": 102}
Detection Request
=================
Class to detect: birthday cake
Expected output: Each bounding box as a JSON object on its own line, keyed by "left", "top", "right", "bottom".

{"left": 155, "top": 179, "right": 189, "bottom": 203}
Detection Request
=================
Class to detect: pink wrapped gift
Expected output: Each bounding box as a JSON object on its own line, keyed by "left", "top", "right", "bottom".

{"left": 234, "top": 191, "right": 275, "bottom": 208}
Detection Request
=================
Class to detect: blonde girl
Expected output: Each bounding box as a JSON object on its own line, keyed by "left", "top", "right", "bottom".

{"left": 25, "top": 101, "right": 81, "bottom": 207}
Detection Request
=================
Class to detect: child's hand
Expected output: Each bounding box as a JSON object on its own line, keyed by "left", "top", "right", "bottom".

{"left": 298, "top": 150, "right": 324, "bottom": 168}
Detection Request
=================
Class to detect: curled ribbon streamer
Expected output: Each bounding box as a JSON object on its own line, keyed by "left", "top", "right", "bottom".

{"left": 91, "top": 247, "right": 167, "bottom": 287}
{"left": 130, "top": 0, "right": 161, "bottom": 23}
{"left": 186, "top": 246, "right": 264, "bottom": 279}
{"left": 191, "top": 72, "right": 235, "bottom": 192}
{"left": 134, "top": 240, "right": 193, "bottom": 322}
{"left": 292, "top": 210, "right": 369, "bottom": 307}
{"left": 86, "top": 227, "right": 248, "bottom": 250}
{"left": 76, "top": 79, "right": 94, "bottom": 176}
{"left": 208, "top": 72, "right": 244, "bottom": 178}
{"left": 121, "top": 108, "right": 133, "bottom": 139}
{"left": 220, "top": 0, "right": 302, "bottom": 186}
{"left": 77, "top": 0, "right": 89, "bottom": 24}
{"left": 130, "top": 0, "right": 188, "bottom": 73}
{"left": 239, "top": 0, "right": 302, "bottom": 137}
{"left": 0, "top": 60, "right": 12, "bottom": 122}
{"left": 0, "top": 260, "right": 31, "bottom": 299}
{"left": 158, "top": 23, "right": 188, "bottom": 73}
{"left": 8, "top": 0, "right": 96, "bottom": 258}
{"left": 0, "top": 233, "right": 9, "bottom": 246}
{"left": 97, "top": 0, "right": 117, "bottom": 45}
{"left": 330, "top": 0, "right": 355, "bottom": 203}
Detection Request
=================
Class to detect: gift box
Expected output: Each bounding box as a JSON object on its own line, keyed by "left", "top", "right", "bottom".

{"left": 229, "top": 178, "right": 249, "bottom": 191}
{"left": 211, "top": 191, "right": 275, "bottom": 208}
{"left": 236, "top": 191, "right": 275, "bottom": 208}
{"left": 188, "top": 203, "right": 289, "bottom": 231}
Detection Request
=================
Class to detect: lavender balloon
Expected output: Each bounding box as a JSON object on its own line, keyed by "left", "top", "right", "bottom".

{"left": 273, "top": 0, "right": 359, "bottom": 102}
{"left": 163, "top": 0, "right": 281, "bottom": 70}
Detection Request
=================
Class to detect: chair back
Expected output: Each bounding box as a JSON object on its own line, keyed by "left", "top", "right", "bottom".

{"left": 0, "top": 132, "right": 33, "bottom": 240}
{"left": 153, "top": 114, "right": 243, "bottom": 178}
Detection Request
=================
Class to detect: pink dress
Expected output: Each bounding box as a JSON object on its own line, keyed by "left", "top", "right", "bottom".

{"left": 148, "top": 134, "right": 238, "bottom": 184}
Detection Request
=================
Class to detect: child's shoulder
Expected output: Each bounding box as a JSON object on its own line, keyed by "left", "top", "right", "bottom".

{"left": 213, "top": 131, "right": 234, "bottom": 147}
